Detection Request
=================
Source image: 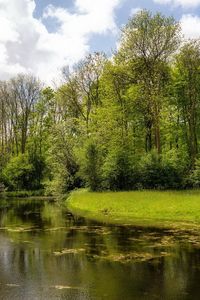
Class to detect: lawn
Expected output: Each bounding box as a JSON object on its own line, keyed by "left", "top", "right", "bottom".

{"left": 67, "top": 189, "right": 200, "bottom": 229}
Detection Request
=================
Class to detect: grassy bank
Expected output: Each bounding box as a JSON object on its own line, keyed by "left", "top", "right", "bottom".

{"left": 67, "top": 189, "right": 200, "bottom": 229}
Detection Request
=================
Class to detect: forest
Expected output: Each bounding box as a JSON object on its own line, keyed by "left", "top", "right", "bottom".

{"left": 1, "top": 9, "right": 200, "bottom": 194}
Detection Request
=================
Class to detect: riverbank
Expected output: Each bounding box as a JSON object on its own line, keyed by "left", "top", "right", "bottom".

{"left": 67, "top": 189, "right": 200, "bottom": 229}
{"left": 0, "top": 190, "right": 46, "bottom": 198}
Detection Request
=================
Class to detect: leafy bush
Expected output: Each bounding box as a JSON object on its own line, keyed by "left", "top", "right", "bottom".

{"left": 2, "top": 154, "right": 35, "bottom": 191}
{"left": 186, "top": 159, "right": 200, "bottom": 188}
{"left": 44, "top": 168, "right": 82, "bottom": 196}
{"left": 140, "top": 151, "right": 184, "bottom": 189}
{"left": 102, "top": 148, "right": 140, "bottom": 191}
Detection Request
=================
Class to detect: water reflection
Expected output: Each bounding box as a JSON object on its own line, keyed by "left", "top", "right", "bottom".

{"left": 0, "top": 198, "right": 199, "bottom": 299}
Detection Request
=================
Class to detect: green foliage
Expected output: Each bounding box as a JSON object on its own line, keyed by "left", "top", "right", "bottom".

{"left": 0, "top": 10, "right": 200, "bottom": 194}
{"left": 140, "top": 152, "right": 183, "bottom": 189}
{"left": 3, "top": 190, "right": 44, "bottom": 198}
{"left": 82, "top": 143, "right": 102, "bottom": 191}
{"left": 2, "top": 154, "right": 34, "bottom": 190}
{"left": 45, "top": 123, "right": 82, "bottom": 195}
{"left": 45, "top": 165, "right": 82, "bottom": 196}
{"left": 102, "top": 148, "right": 139, "bottom": 191}
{"left": 187, "top": 159, "right": 200, "bottom": 188}
{"left": 120, "top": 10, "right": 180, "bottom": 62}
{"left": 28, "top": 152, "right": 45, "bottom": 187}
{"left": 173, "top": 41, "right": 200, "bottom": 167}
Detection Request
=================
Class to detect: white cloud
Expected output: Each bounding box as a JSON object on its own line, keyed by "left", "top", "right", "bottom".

{"left": 181, "top": 14, "right": 200, "bottom": 39}
{"left": 0, "top": 0, "right": 121, "bottom": 84}
{"left": 130, "top": 7, "right": 142, "bottom": 16}
{"left": 154, "top": 0, "right": 200, "bottom": 8}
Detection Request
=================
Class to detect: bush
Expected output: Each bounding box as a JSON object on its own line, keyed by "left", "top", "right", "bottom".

{"left": 2, "top": 154, "right": 35, "bottom": 191}
{"left": 44, "top": 168, "right": 82, "bottom": 196}
{"left": 102, "top": 148, "right": 140, "bottom": 191}
{"left": 140, "top": 151, "right": 184, "bottom": 189}
{"left": 187, "top": 159, "right": 200, "bottom": 188}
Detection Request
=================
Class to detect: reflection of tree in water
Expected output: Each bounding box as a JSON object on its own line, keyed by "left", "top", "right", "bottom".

{"left": 12, "top": 200, "right": 45, "bottom": 228}
{"left": 61, "top": 222, "right": 200, "bottom": 299}
{"left": 0, "top": 199, "right": 45, "bottom": 229}
{"left": 0, "top": 199, "right": 200, "bottom": 299}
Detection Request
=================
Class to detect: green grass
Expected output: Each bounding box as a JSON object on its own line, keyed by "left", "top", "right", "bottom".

{"left": 67, "top": 189, "right": 200, "bottom": 229}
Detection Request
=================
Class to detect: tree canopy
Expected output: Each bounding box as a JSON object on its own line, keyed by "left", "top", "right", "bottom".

{"left": 1, "top": 10, "right": 200, "bottom": 193}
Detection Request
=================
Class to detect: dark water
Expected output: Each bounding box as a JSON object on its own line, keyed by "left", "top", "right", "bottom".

{"left": 0, "top": 199, "right": 200, "bottom": 300}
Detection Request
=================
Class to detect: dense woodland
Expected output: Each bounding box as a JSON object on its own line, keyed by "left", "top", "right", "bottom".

{"left": 1, "top": 10, "right": 200, "bottom": 194}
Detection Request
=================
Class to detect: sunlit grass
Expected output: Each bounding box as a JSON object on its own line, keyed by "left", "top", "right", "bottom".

{"left": 68, "top": 189, "right": 200, "bottom": 228}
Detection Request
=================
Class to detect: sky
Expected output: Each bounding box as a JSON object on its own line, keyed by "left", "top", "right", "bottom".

{"left": 0, "top": 0, "right": 200, "bottom": 85}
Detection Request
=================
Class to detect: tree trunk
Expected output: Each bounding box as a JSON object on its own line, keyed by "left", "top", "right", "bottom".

{"left": 145, "top": 119, "right": 152, "bottom": 152}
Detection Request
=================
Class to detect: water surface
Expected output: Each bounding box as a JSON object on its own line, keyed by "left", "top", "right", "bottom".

{"left": 0, "top": 198, "right": 200, "bottom": 300}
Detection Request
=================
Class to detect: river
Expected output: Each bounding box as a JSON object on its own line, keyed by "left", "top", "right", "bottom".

{"left": 0, "top": 198, "right": 200, "bottom": 299}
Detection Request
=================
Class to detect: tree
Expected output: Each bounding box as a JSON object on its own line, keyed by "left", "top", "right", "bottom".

{"left": 45, "top": 122, "right": 81, "bottom": 195}
{"left": 117, "top": 10, "right": 181, "bottom": 153}
{"left": 174, "top": 41, "right": 200, "bottom": 167}
{"left": 9, "top": 74, "right": 42, "bottom": 154}
{"left": 73, "top": 52, "right": 107, "bottom": 134}
{"left": 2, "top": 10, "right": 200, "bottom": 192}
{"left": 82, "top": 143, "right": 102, "bottom": 191}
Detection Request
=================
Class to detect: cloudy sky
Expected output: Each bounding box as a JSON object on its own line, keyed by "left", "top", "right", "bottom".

{"left": 0, "top": 0, "right": 200, "bottom": 84}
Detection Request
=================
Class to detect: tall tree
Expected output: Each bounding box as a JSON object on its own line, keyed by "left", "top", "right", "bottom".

{"left": 8, "top": 74, "right": 42, "bottom": 154}
{"left": 117, "top": 10, "right": 181, "bottom": 153}
{"left": 174, "top": 41, "right": 200, "bottom": 167}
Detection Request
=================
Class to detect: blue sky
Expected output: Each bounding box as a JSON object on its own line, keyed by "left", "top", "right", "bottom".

{"left": 34, "top": 0, "right": 198, "bottom": 55}
{"left": 0, "top": 0, "right": 200, "bottom": 84}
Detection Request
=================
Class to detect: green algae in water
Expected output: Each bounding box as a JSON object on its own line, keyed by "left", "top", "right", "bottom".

{"left": 0, "top": 197, "right": 200, "bottom": 299}
{"left": 53, "top": 248, "right": 86, "bottom": 256}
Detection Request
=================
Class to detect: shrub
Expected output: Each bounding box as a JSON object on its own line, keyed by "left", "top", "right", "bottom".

{"left": 45, "top": 168, "right": 82, "bottom": 196}
{"left": 140, "top": 151, "right": 183, "bottom": 189}
{"left": 187, "top": 159, "right": 200, "bottom": 188}
{"left": 102, "top": 148, "right": 140, "bottom": 191}
{"left": 2, "top": 154, "right": 34, "bottom": 191}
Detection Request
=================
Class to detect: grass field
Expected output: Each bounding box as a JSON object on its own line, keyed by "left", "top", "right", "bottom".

{"left": 67, "top": 189, "right": 200, "bottom": 229}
